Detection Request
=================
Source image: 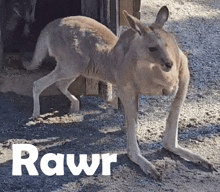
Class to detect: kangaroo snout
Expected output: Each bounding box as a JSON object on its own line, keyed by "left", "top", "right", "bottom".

{"left": 161, "top": 59, "right": 173, "bottom": 72}
{"left": 165, "top": 61, "right": 173, "bottom": 69}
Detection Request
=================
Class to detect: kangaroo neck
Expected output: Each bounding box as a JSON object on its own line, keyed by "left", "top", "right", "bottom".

{"left": 82, "top": 48, "right": 118, "bottom": 84}
{"left": 82, "top": 29, "right": 137, "bottom": 85}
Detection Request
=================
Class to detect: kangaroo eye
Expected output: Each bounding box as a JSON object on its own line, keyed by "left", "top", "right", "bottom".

{"left": 149, "top": 47, "right": 158, "bottom": 52}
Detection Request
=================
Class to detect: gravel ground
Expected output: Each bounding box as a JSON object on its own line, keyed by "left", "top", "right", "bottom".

{"left": 0, "top": 0, "right": 220, "bottom": 191}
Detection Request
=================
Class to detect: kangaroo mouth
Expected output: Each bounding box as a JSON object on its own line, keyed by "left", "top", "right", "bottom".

{"left": 162, "top": 67, "right": 172, "bottom": 72}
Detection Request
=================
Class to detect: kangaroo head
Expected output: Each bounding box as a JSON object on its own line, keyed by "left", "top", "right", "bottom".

{"left": 123, "top": 6, "right": 179, "bottom": 72}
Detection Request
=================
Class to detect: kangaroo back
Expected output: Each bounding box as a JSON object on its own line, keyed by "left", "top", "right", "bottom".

{"left": 23, "top": 17, "right": 118, "bottom": 71}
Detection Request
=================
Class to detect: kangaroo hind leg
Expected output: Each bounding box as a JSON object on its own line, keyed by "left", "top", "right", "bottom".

{"left": 56, "top": 78, "right": 80, "bottom": 113}
{"left": 117, "top": 86, "right": 161, "bottom": 179}
{"left": 32, "top": 65, "right": 80, "bottom": 118}
{"left": 163, "top": 54, "right": 217, "bottom": 172}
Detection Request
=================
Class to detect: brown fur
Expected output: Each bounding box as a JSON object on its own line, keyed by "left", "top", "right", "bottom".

{"left": 23, "top": 6, "right": 215, "bottom": 179}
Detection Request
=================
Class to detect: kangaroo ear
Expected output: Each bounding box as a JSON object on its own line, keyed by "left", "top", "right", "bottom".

{"left": 123, "top": 10, "right": 145, "bottom": 36}
{"left": 154, "top": 6, "right": 169, "bottom": 28}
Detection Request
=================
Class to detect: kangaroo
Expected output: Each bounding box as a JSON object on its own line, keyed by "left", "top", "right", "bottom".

{"left": 23, "top": 6, "right": 216, "bottom": 179}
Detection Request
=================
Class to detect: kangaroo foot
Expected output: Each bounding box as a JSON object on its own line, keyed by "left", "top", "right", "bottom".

{"left": 163, "top": 145, "right": 217, "bottom": 172}
{"left": 128, "top": 153, "right": 162, "bottom": 180}
{"left": 69, "top": 101, "right": 80, "bottom": 114}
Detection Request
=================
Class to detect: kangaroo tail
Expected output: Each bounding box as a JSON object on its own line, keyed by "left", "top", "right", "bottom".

{"left": 22, "top": 29, "right": 49, "bottom": 71}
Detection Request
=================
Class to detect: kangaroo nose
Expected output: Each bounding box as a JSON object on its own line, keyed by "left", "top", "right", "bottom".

{"left": 165, "top": 62, "right": 173, "bottom": 69}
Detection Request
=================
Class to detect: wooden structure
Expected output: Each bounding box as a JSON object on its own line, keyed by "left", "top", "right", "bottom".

{"left": 0, "top": 0, "right": 3, "bottom": 72}
{"left": 120, "top": 0, "right": 141, "bottom": 25}
{"left": 0, "top": 0, "right": 141, "bottom": 109}
{"left": 82, "top": 0, "right": 141, "bottom": 35}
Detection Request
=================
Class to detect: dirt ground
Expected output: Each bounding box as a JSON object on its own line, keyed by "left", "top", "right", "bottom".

{"left": 0, "top": 0, "right": 220, "bottom": 191}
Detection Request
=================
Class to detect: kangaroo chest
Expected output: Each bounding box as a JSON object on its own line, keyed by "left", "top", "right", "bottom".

{"left": 134, "top": 62, "right": 179, "bottom": 96}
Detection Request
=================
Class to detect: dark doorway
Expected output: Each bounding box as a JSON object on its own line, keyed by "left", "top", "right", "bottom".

{"left": 4, "top": 0, "right": 82, "bottom": 54}
{"left": 31, "top": 0, "right": 82, "bottom": 42}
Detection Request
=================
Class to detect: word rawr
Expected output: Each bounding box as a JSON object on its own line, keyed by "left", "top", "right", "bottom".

{"left": 12, "top": 144, "right": 117, "bottom": 176}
